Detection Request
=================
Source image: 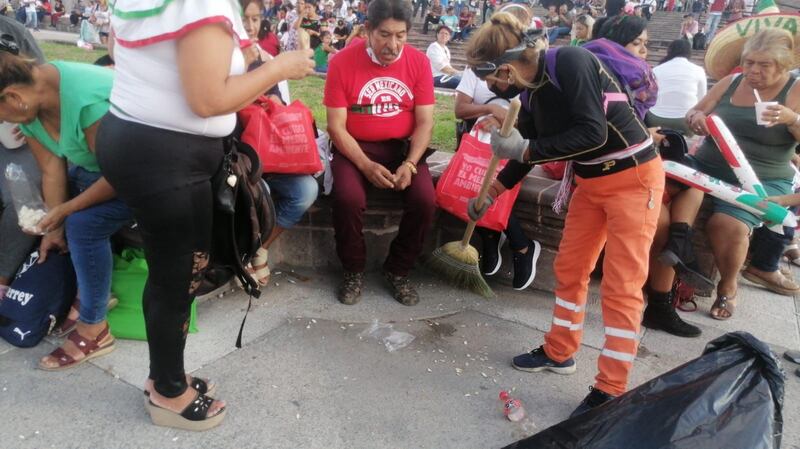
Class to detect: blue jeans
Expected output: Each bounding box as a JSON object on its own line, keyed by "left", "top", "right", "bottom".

{"left": 265, "top": 174, "right": 318, "bottom": 228}
{"left": 705, "top": 12, "right": 722, "bottom": 42}
{"left": 67, "top": 166, "right": 133, "bottom": 324}
{"left": 434, "top": 74, "right": 461, "bottom": 89}
{"left": 455, "top": 26, "right": 473, "bottom": 41}
{"left": 25, "top": 10, "right": 37, "bottom": 29}
{"left": 749, "top": 225, "right": 793, "bottom": 272}
{"left": 547, "top": 26, "right": 571, "bottom": 44}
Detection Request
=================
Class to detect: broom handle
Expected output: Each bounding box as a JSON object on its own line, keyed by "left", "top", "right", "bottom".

{"left": 460, "top": 99, "right": 522, "bottom": 247}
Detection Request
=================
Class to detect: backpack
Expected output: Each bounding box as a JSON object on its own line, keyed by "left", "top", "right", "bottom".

{"left": 0, "top": 251, "right": 77, "bottom": 348}
{"left": 538, "top": 40, "right": 659, "bottom": 121}
{"left": 196, "top": 137, "right": 276, "bottom": 347}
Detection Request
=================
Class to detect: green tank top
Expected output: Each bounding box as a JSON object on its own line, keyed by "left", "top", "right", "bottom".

{"left": 695, "top": 74, "right": 798, "bottom": 182}
{"left": 19, "top": 61, "right": 113, "bottom": 173}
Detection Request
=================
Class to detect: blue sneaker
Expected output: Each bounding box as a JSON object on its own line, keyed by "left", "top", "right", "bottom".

{"left": 512, "top": 346, "right": 577, "bottom": 374}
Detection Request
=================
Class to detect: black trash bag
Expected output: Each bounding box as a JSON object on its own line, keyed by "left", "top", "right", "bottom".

{"left": 502, "top": 332, "right": 785, "bottom": 449}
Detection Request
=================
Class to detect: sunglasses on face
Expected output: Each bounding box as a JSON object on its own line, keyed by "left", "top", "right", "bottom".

{"left": 472, "top": 43, "right": 527, "bottom": 80}
{"left": 0, "top": 34, "right": 19, "bottom": 56}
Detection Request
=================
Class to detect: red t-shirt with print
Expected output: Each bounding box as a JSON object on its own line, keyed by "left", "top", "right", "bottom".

{"left": 323, "top": 40, "right": 435, "bottom": 142}
{"left": 710, "top": 0, "right": 727, "bottom": 13}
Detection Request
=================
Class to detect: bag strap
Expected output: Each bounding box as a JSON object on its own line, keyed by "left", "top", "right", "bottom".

{"left": 545, "top": 47, "right": 561, "bottom": 91}
{"left": 541, "top": 48, "right": 628, "bottom": 114}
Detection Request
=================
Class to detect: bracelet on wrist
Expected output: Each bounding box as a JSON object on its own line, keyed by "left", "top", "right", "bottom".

{"left": 404, "top": 160, "right": 418, "bottom": 175}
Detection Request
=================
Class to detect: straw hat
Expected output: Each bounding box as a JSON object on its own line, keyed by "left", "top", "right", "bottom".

{"left": 705, "top": 13, "right": 800, "bottom": 80}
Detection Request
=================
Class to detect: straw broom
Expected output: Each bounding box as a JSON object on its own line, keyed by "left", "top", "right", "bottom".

{"left": 426, "top": 99, "right": 522, "bottom": 298}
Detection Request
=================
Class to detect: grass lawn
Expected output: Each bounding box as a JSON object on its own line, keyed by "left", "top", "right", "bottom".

{"left": 40, "top": 41, "right": 106, "bottom": 64}
{"left": 41, "top": 42, "right": 457, "bottom": 151}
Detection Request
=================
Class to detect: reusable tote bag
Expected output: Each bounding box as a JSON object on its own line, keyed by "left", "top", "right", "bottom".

{"left": 107, "top": 248, "right": 198, "bottom": 340}
{"left": 238, "top": 96, "right": 323, "bottom": 175}
{"left": 435, "top": 128, "right": 522, "bottom": 232}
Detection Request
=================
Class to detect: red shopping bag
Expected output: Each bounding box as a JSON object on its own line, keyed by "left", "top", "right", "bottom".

{"left": 238, "top": 96, "right": 322, "bottom": 174}
{"left": 435, "top": 130, "right": 522, "bottom": 232}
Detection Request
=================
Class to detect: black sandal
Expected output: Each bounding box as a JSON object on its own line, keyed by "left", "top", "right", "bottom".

{"left": 145, "top": 392, "right": 226, "bottom": 431}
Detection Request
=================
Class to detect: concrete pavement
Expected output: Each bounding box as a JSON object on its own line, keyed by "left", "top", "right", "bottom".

{"left": 4, "top": 28, "right": 797, "bottom": 449}
{"left": 2, "top": 261, "right": 799, "bottom": 449}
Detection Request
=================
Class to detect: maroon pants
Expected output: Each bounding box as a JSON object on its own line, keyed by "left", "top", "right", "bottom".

{"left": 331, "top": 140, "right": 436, "bottom": 276}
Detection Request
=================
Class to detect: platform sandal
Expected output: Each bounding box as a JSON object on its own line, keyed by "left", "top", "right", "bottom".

{"left": 145, "top": 392, "right": 226, "bottom": 431}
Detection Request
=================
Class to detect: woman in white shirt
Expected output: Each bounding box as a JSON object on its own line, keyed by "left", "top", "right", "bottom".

{"left": 452, "top": 69, "right": 541, "bottom": 291}
{"left": 97, "top": 0, "right": 314, "bottom": 431}
{"left": 647, "top": 39, "right": 707, "bottom": 135}
{"left": 426, "top": 25, "right": 461, "bottom": 89}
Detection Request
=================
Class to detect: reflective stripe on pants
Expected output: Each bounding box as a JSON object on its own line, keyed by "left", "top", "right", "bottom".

{"left": 543, "top": 157, "right": 664, "bottom": 396}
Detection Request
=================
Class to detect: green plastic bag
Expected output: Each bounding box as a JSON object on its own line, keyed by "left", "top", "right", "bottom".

{"left": 107, "top": 248, "right": 199, "bottom": 340}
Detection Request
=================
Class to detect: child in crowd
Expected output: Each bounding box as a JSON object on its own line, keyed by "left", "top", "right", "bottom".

{"left": 570, "top": 14, "right": 594, "bottom": 45}
{"left": 314, "top": 30, "right": 337, "bottom": 72}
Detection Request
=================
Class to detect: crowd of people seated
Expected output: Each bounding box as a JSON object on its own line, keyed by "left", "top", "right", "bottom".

{"left": 2, "top": 0, "right": 800, "bottom": 433}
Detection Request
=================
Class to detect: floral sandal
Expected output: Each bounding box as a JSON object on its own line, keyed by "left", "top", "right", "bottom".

{"left": 145, "top": 392, "right": 226, "bottom": 431}
{"left": 710, "top": 294, "right": 737, "bottom": 321}
{"left": 38, "top": 325, "right": 115, "bottom": 371}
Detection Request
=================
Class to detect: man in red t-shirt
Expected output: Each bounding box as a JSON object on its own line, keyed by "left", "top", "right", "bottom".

{"left": 705, "top": 0, "right": 728, "bottom": 42}
{"left": 324, "top": 0, "right": 436, "bottom": 306}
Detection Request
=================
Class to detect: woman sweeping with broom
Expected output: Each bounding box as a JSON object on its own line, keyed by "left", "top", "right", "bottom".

{"left": 464, "top": 12, "right": 664, "bottom": 417}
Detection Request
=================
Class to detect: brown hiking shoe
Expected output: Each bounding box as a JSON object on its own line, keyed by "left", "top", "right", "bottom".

{"left": 338, "top": 272, "right": 364, "bottom": 305}
{"left": 383, "top": 271, "right": 419, "bottom": 306}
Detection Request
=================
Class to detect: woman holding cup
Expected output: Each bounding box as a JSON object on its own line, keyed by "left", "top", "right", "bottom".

{"left": 683, "top": 28, "right": 800, "bottom": 319}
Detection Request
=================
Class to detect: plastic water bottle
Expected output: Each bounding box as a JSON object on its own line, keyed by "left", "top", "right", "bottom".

{"left": 499, "top": 391, "right": 526, "bottom": 422}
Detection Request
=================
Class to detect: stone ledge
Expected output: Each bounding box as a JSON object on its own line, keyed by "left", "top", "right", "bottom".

{"left": 269, "top": 150, "right": 719, "bottom": 295}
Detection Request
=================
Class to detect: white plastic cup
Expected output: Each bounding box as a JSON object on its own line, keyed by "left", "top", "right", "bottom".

{"left": 0, "top": 121, "right": 24, "bottom": 149}
{"left": 755, "top": 101, "right": 779, "bottom": 126}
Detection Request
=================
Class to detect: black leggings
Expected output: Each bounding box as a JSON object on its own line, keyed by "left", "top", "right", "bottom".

{"left": 96, "top": 113, "right": 223, "bottom": 398}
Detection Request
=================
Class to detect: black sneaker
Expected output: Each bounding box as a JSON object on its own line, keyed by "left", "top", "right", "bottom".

{"left": 383, "top": 271, "right": 419, "bottom": 306}
{"left": 481, "top": 232, "right": 506, "bottom": 276}
{"left": 337, "top": 272, "right": 364, "bottom": 305}
{"left": 512, "top": 346, "right": 576, "bottom": 374}
{"left": 570, "top": 387, "right": 616, "bottom": 418}
{"left": 512, "top": 240, "right": 541, "bottom": 290}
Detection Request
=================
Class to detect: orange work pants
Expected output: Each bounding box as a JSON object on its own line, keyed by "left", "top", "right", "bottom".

{"left": 543, "top": 157, "right": 664, "bottom": 396}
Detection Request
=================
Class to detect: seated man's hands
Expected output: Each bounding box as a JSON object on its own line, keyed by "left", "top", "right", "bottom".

{"left": 360, "top": 160, "right": 395, "bottom": 189}
{"left": 491, "top": 127, "right": 528, "bottom": 162}
{"left": 393, "top": 163, "right": 413, "bottom": 191}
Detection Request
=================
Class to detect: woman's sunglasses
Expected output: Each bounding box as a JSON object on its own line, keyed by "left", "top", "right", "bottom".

{"left": 472, "top": 29, "right": 544, "bottom": 80}
{"left": 0, "top": 34, "right": 19, "bottom": 56}
{"left": 472, "top": 43, "right": 528, "bottom": 80}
